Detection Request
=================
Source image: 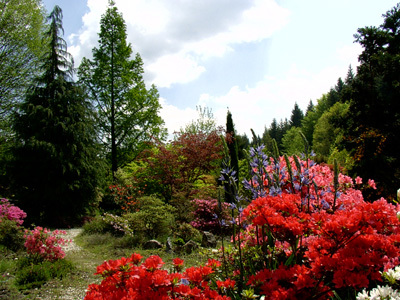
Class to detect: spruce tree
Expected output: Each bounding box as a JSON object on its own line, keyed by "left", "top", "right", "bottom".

{"left": 78, "top": 0, "right": 165, "bottom": 178}
{"left": 10, "top": 6, "right": 101, "bottom": 226}
{"left": 290, "top": 102, "right": 304, "bottom": 128}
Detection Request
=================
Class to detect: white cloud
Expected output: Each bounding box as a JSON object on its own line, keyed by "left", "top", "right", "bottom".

{"left": 197, "top": 56, "right": 360, "bottom": 137}
{"left": 159, "top": 98, "right": 198, "bottom": 138}
{"left": 68, "top": 0, "right": 290, "bottom": 87}
{"left": 147, "top": 53, "right": 206, "bottom": 88}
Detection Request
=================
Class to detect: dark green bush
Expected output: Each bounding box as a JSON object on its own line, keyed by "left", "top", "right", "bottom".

{"left": 0, "top": 218, "right": 25, "bottom": 251}
{"left": 174, "top": 223, "right": 202, "bottom": 244}
{"left": 15, "top": 258, "right": 74, "bottom": 290}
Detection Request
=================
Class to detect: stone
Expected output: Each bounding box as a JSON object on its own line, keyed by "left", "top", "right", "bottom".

{"left": 183, "top": 240, "right": 198, "bottom": 254}
{"left": 201, "top": 231, "right": 217, "bottom": 248}
{"left": 143, "top": 239, "right": 163, "bottom": 250}
{"left": 165, "top": 237, "right": 173, "bottom": 253}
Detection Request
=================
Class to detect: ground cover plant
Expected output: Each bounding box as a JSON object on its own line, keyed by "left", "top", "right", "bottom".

{"left": 84, "top": 144, "right": 400, "bottom": 299}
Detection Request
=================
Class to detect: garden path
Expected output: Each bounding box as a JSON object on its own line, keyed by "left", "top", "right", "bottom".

{"left": 25, "top": 228, "right": 99, "bottom": 300}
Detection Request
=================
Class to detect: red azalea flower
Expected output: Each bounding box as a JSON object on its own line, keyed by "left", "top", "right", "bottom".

{"left": 143, "top": 255, "right": 165, "bottom": 271}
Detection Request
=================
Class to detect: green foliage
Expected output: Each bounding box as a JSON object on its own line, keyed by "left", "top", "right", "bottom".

{"left": 313, "top": 102, "right": 349, "bottom": 161}
{"left": 174, "top": 223, "right": 202, "bottom": 244}
{"left": 15, "top": 257, "right": 73, "bottom": 290}
{"left": 289, "top": 102, "right": 304, "bottom": 128}
{"left": 328, "top": 147, "right": 354, "bottom": 173}
{"left": 0, "top": 0, "right": 46, "bottom": 134}
{"left": 9, "top": 6, "right": 102, "bottom": 226}
{"left": 125, "top": 196, "right": 176, "bottom": 240}
{"left": 226, "top": 110, "right": 239, "bottom": 183}
{"left": 82, "top": 215, "right": 117, "bottom": 235}
{"left": 78, "top": 1, "right": 166, "bottom": 175}
{"left": 342, "top": 3, "right": 400, "bottom": 200}
{"left": 181, "top": 106, "right": 217, "bottom": 135}
{"left": 0, "top": 218, "right": 25, "bottom": 252}
{"left": 281, "top": 127, "right": 305, "bottom": 156}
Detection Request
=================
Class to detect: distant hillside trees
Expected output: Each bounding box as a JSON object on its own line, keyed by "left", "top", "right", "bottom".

{"left": 342, "top": 3, "right": 400, "bottom": 200}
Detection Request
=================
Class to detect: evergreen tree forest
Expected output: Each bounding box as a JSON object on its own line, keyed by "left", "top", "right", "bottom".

{"left": 0, "top": 0, "right": 400, "bottom": 229}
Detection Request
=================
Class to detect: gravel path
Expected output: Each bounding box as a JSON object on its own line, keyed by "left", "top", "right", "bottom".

{"left": 24, "top": 228, "right": 97, "bottom": 300}
{"left": 61, "top": 228, "right": 83, "bottom": 253}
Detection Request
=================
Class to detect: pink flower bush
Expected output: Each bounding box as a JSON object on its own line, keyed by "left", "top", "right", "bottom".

{"left": 0, "top": 198, "right": 26, "bottom": 225}
{"left": 190, "top": 199, "right": 231, "bottom": 234}
{"left": 24, "top": 226, "right": 69, "bottom": 261}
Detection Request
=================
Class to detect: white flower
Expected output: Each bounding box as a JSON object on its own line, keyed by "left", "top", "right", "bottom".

{"left": 357, "top": 285, "right": 400, "bottom": 300}
{"left": 356, "top": 289, "right": 370, "bottom": 300}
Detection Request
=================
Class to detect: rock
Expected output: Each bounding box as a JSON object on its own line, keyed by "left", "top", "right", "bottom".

{"left": 183, "top": 240, "right": 198, "bottom": 254}
{"left": 143, "top": 239, "right": 163, "bottom": 250}
{"left": 166, "top": 237, "right": 173, "bottom": 253}
{"left": 201, "top": 231, "right": 217, "bottom": 248}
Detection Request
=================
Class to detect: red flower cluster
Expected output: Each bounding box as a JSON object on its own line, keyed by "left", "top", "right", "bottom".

{"left": 241, "top": 172, "right": 400, "bottom": 298}
{"left": 85, "top": 254, "right": 232, "bottom": 300}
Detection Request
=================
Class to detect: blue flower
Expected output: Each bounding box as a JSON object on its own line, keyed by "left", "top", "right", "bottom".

{"left": 321, "top": 199, "right": 330, "bottom": 210}
{"left": 181, "top": 278, "right": 190, "bottom": 285}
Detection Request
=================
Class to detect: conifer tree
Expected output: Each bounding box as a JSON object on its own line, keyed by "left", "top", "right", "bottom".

{"left": 226, "top": 110, "right": 239, "bottom": 181}
{"left": 290, "top": 102, "right": 304, "bottom": 128}
{"left": 78, "top": 0, "right": 165, "bottom": 178}
{"left": 10, "top": 6, "right": 101, "bottom": 226}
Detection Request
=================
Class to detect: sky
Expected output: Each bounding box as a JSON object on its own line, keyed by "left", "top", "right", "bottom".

{"left": 42, "top": 0, "right": 398, "bottom": 138}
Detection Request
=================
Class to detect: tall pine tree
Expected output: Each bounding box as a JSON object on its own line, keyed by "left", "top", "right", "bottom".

{"left": 10, "top": 6, "right": 101, "bottom": 226}
{"left": 78, "top": 0, "right": 165, "bottom": 178}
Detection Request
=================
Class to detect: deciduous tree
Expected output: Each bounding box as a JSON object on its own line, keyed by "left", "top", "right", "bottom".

{"left": 0, "top": 0, "right": 46, "bottom": 135}
{"left": 136, "top": 130, "right": 224, "bottom": 201}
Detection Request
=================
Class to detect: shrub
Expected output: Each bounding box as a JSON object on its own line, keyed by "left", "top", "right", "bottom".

{"left": 125, "top": 196, "right": 176, "bottom": 240}
{"left": 190, "top": 198, "right": 231, "bottom": 234}
{"left": 24, "top": 227, "right": 69, "bottom": 261}
{"left": 85, "top": 254, "right": 232, "bottom": 299}
{"left": 0, "top": 198, "right": 26, "bottom": 225}
{"left": 0, "top": 218, "right": 25, "bottom": 251}
{"left": 85, "top": 145, "right": 400, "bottom": 299}
{"left": 174, "top": 223, "right": 202, "bottom": 244}
{"left": 82, "top": 215, "right": 119, "bottom": 235}
{"left": 15, "top": 257, "right": 73, "bottom": 290}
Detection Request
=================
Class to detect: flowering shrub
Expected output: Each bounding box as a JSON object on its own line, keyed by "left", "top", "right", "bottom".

{"left": 190, "top": 198, "right": 231, "bottom": 234}
{"left": 24, "top": 227, "right": 69, "bottom": 261}
{"left": 0, "top": 198, "right": 26, "bottom": 225}
{"left": 356, "top": 265, "right": 400, "bottom": 299}
{"left": 86, "top": 145, "right": 400, "bottom": 299}
{"left": 85, "top": 254, "right": 232, "bottom": 300}
{"left": 108, "top": 184, "right": 142, "bottom": 212}
{"left": 234, "top": 146, "right": 400, "bottom": 298}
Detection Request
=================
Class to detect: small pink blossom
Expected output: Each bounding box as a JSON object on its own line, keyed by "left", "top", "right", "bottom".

{"left": 368, "top": 179, "right": 377, "bottom": 190}
{"left": 355, "top": 176, "right": 363, "bottom": 185}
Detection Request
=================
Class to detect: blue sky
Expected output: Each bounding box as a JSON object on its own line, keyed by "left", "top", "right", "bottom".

{"left": 43, "top": 0, "right": 398, "bottom": 138}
